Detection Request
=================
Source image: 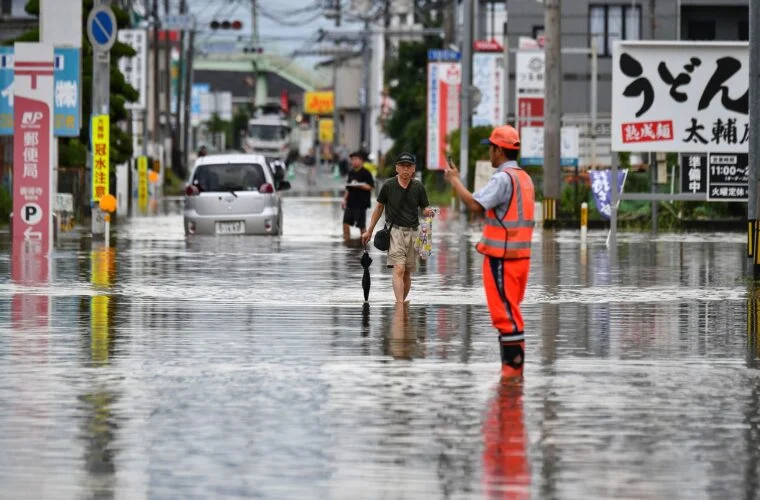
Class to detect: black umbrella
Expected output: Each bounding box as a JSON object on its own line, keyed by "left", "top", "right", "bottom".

{"left": 360, "top": 246, "right": 372, "bottom": 302}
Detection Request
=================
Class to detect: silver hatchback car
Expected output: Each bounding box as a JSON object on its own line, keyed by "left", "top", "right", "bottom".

{"left": 183, "top": 154, "right": 291, "bottom": 236}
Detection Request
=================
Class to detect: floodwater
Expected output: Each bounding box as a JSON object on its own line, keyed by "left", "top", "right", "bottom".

{"left": 0, "top": 182, "right": 758, "bottom": 499}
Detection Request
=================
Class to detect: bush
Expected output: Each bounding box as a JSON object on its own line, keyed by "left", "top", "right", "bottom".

{"left": 0, "top": 187, "right": 11, "bottom": 224}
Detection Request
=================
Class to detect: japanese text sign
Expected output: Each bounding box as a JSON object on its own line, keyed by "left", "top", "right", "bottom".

{"left": 318, "top": 118, "right": 334, "bottom": 143}
{"left": 680, "top": 153, "right": 707, "bottom": 195}
{"left": 0, "top": 46, "right": 81, "bottom": 136}
{"left": 707, "top": 153, "right": 748, "bottom": 201}
{"left": 426, "top": 61, "right": 461, "bottom": 170}
{"left": 472, "top": 51, "right": 503, "bottom": 127}
{"left": 117, "top": 29, "right": 147, "bottom": 110}
{"left": 612, "top": 41, "right": 748, "bottom": 153}
{"left": 515, "top": 50, "right": 544, "bottom": 128}
{"left": 11, "top": 42, "right": 54, "bottom": 283}
{"left": 304, "top": 91, "right": 334, "bottom": 115}
{"left": 589, "top": 169, "right": 628, "bottom": 220}
{"left": 91, "top": 115, "right": 110, "bottom": 202}
{"left": 519, "top": 126, "right": 580, "bottom": 167}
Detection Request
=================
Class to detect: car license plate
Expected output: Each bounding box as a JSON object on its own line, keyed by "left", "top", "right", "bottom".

{"left": 216, "top": 221, "right": 244, "bottom": 234}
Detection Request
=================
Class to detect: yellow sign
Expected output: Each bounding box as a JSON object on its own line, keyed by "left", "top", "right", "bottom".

{"left": 319, "top": 119, "right": 334, "bottom": 143}
{"left": 137, "top": 156, "right": 148, "bottom": 214}
{"left": 304, "top": 91, "right": 334, "bottom": 115}
{"left": 91, "top": 115, "right": 110, "bottom": 202}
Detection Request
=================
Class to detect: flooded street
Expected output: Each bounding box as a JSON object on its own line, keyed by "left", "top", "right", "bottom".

{"left": 0, "top": 188, "right": 758, "bottom": 499}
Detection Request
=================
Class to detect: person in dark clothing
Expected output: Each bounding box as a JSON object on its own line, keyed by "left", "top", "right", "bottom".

{"left": 342, "top": 151, "right": 375, "bottom": 241}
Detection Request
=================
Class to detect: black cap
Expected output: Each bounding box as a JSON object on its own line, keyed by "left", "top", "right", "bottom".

{"left": 349, "top": 150, "right": 364, "bottom": 159}
{"left": 395, "top": 152, "right": 416, "bottom": 165}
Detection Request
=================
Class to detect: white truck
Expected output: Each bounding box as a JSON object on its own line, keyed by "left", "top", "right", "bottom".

{"left": 243, "top": 112, "right": 299, "bottom": 163}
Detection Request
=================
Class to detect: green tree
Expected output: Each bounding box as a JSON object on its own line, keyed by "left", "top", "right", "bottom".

{"left": 383, "top": 37, "right": 443, "bottom": 176}
{"left": 11, "top": 0, "right": 138, "bottom": 167}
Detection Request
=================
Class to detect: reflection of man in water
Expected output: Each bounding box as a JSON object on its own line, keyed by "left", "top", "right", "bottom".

{"left": 482, "top": 378, "right": 530, "bottom": 499}
{"left": 384, "top": 302, "right": 423, "bottom": 360}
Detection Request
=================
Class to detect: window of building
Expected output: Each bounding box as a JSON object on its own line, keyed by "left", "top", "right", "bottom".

{"left": 589, "top": 4, "right": 641, "bottom": 57}
{"left": 1, "top": 0, "right": 11, "bottom": 15}
{"left": 739, "top": 21, "right": 748, "bottom": 41}
{"left": 686, "top": 20, "right": 716, "bottom": 41}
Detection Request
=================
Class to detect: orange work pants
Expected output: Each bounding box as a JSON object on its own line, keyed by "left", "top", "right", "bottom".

{"left": 482, "top": 256, "right": 530, "bottom": 341}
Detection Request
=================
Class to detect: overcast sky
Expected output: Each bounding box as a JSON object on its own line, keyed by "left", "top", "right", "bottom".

{"left": 187, "top": 0, "right": 365, "bottom": 68}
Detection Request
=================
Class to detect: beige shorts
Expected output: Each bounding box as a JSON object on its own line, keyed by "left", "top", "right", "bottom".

{"left": 388, "top": 226, "right": 418, "bottom": 271}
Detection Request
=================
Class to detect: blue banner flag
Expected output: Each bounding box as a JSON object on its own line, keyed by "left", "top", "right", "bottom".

{"left": 589, "top": 169, "right": 628, "bottom": 220}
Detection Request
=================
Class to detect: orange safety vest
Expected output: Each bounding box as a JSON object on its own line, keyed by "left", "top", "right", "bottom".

{"left": 476, "top": 168, "right": 535, "bottom": 259}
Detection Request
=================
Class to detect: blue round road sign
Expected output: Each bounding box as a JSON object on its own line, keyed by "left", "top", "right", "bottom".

{"left": 87, "top": 6, "right": 117, "bottom": 51}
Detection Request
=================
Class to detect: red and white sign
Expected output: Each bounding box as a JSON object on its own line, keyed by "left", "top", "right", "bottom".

{"left": 426, "top": 61, "right": 461, "bottom": 170}
{"left": 473, "top": 39, "right": 503, "bottom": 52}
{"left": 612, "top": 41, "right": 748, "bottom": 153}
{"left": 515, "top": 50, "right": 544, "bottom": 129}
{"left": 11, "top": 42, "right": 54, "bottom": 284}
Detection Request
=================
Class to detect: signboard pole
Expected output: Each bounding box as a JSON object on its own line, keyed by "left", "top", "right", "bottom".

{"left": 459, "top": 0, "right": 472, "bottom": 198}
{"left": 88, "top": 2, "right": 117, "bottom": 237}
{"left": 543, "top": 0, "right": 561, "bottom": 222}
{"left": 502, "top": 8, "right": 509, "bottom": 124}
{"left": 750, "top": 0, "right": 760, "bottom": 277}
{"left": 11, "top": 42, "right": 54, "bottom": 283}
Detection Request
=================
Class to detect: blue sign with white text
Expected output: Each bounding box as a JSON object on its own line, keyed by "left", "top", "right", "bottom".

{"left": 589, "top": 169, "right": 628, "bottom": 220}
{"left": 0, "top": 46, "right": 82, "bottom": 136}
{"left": 428, "top": 49, "right": 461, "bottom": 62}
{"left": 191, "top": 83, "right": 210, "bottom": 122}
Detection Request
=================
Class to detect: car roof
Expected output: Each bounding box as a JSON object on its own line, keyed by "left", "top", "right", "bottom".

{"left": 194, "top": 153, "right": 269, "bottom": 166}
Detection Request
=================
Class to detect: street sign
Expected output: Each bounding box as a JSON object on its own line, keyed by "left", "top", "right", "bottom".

{"left": 137, "top": 156, "right": 148, "bottom": 214}
{"left": 612, "top": 42, "right": 748, "bottom": 153}
{"left": 707, "top": 153, "right": 748, "bottom": 201}
{"left": 0, "top": 47, "right": 82, "bottom": 136}
{"left": 304, "top": 91, "right": 334, "bottom": 115}
{"left": 117, "top": 29, "right": 147, "bottom": 110}
{"left": 163, "top": 13, "right": 195, "bottom": 31}
{"left": 515, "top": 50, "right": 545, "bottom": 129}
{"left": 11, "top": 42, "right": 54, "bottom": 283}
{"left": 427, "top": 49, "right": 461, "bottom": 62}
{"left": 87, "top": 5, "right": 118, "bottom": 52}
{"left": 519, "top": 126, "right": 580, "bottom": 167}
{"left": 472, "top": 52, "right": 503, "bottom": 127}
{"left": 680, "top": 153, "right": 707, "bottom": 195}
{"left": 426, "top": 60, "right": 461, "bottom": 170}
{"left": 91, "top": 114, "right": 110, "bottom": 202}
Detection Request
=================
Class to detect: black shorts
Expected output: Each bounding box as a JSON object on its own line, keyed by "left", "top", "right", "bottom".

{"left": 343, "top": 207, "right": 367, "bottom": 228}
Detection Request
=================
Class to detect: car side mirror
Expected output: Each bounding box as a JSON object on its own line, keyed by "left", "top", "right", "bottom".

{"left": 276, "top": 180, "right": 291, "bottom": 191}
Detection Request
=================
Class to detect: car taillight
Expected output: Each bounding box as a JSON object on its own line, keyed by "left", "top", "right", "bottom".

{"left": 259, "top": 183, "right": 274, "bottom": 193}
{"left": 186, "top": 184, "right": 199, "bottom": 196}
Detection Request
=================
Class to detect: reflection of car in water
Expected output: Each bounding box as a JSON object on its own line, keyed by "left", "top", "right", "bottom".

{"left": 183, "top": 153, "right": 291, "bottom": 236}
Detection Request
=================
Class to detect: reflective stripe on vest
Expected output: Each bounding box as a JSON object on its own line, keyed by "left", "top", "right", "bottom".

{"left": 476, "top": 168, "right": 535, "bottom": 259}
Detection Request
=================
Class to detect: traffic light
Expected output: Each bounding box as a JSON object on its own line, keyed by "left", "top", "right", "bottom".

{"left": 243, "top": 46, "right": 263, "bottom": 54}
{"left": 210, "top": 19, "right": 243, "bottom": 30}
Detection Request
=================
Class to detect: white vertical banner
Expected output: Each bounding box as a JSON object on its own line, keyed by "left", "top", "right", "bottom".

{"left": 118, "top": 29, "right": 147, "bottom": 110}
{"left": 472, "top": 52, "right": 503, "bottom": 128}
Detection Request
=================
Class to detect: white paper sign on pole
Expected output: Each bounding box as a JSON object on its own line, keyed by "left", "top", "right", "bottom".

{"left": 515, "top": 50, "right": 545, "bottom": 128}
{"left": 117, "top": 29, "right": 147, "bottom": 110}
{"left": 472, "top": 52, "right": 503, "bottom": 128}
{"left": 519, "top": 126, "right": 580, "bottom": 166}
{"left": 611, "top": 41, "right": 748, "bottom": 153}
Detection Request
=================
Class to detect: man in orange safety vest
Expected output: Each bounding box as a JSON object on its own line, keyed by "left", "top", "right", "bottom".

{"left": 444, "top": 125, "right": 535, "bottom": 378}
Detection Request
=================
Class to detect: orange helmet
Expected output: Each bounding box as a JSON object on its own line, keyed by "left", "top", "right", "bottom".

{"left": 481, "top": 125, "right": 521, "bottom": 150}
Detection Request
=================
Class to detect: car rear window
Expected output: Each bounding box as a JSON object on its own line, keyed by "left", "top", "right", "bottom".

{"left": 192, "top": 163, "right": 267, "bottom": 192}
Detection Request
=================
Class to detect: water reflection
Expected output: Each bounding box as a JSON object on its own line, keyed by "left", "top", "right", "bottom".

{"left": 482, "top": 378, "right": 530, "bottom": 499}
{"left": 383, "top": 302, "right": 425, "bottom": 360}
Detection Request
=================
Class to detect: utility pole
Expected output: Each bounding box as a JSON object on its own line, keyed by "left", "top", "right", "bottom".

{"left": 182, "top": 27, "right": 195, "bottom": 175}
{"left": 251, "top": 0, "right": 259, "bottom": 110}
{"left": 163, "top": 0, "right": 171, "bottom": 167}
{"left": 360, "top": 18, "right": 371, "bottom": 150}
{"left": 459, "top": 0, "right": 473, "bottom": 198}
{"left": 650, "top": 0, "right": 657, "bottom": 233}
{"left": 443, "top": 0, "right": 456, "bottom": 46}
{"left": 173, "top": 0, "right": 186, "bottom": 177}
{"left": 91, "top": 0, "right": 112, "bottom": 236}
{"left": 502, "top": 0, "right": 509, "bottom": 124}
{"left": 749, "top": 0, "right": 760, "bottom": 277}
{"left": 151, "top": 0, "right": 160, "bottom": 151}
{"left": 542, "top": 0, "right": 561, "bottom": 222}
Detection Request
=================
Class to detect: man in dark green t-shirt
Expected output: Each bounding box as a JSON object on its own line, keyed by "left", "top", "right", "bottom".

{"left": 362, "top": 152, "right": 434, "bottom": 303}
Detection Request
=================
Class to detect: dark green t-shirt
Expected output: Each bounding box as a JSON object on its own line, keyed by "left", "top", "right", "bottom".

{"left": 377, "top": 177, "right": 429, "bottom": 229}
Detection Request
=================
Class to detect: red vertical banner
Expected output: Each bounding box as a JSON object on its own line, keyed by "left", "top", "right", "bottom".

{"left": 11, "top": 42, "right": 54, "bottom": 285}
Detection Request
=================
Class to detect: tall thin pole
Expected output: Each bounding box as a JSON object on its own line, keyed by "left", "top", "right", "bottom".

{"left": 182, "top": 28, "right": 195, "bottom": 177}
{"left": 360, "top": 19, "right": 371, "bottom": 150}
{"left": 543, "top": 0, "right": 561, "bottom": 221}
{"left": 459, "top": 0, "right": 472, "bottom": 197}
{"left": 650, "top": 0, "right": 657, "bottom": 233}
{"left": 749, "top": 0, "right": 760, "bottom": 277}
{"left": 590, "top": 38, "right": 597, "bottom": 168}
{"left": 152, "top": 0, "right": 160, "bottom": 150}
{"left": 502, "top": 1, "right": 509, "bottom": 124}
{"left": 173, "top": 0, "right": 186, "bottom": 177}
{"left": 163, "top": 0, "right": 171, "bottom": 165}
